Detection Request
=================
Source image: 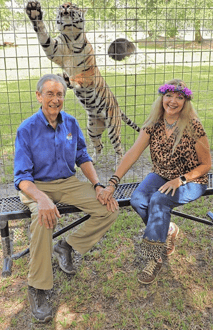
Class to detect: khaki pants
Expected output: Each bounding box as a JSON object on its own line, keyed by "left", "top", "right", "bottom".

{"left": 20, "top": 176, "right": 119, "bottom": 290}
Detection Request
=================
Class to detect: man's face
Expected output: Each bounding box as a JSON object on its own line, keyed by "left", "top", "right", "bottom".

{"left": 36, "top": 80, "right": 65, "bottom": 121}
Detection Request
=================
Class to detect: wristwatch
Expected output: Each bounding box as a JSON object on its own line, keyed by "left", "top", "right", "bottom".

{"left": 180, "top": 175, "right": 187, "bottom": 185}
{"left": 94, "top": 182, "right": 105, "bottom": 190}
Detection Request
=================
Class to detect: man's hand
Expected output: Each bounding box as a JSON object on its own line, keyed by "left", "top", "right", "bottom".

{"left": 79, "top": 162, "right": 119, "bottom": 212}
{"left": 97, "top": 185, "right": 115, "bottom": 204}
{"left": 37, "top": 195, "right": 61, "bottom": 229}
{"left": 19, "top": 180, "right": 61, "bottom": 229}
{"left": 96, "top": 186, "right": 118, "bottom": 212}
{"left": 95, "top": 186, "right": 105, "bottom": 204}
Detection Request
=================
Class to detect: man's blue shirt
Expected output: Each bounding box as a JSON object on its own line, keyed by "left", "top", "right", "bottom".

{"left": 14, "top": 108, "right": 92, "bottom": 190}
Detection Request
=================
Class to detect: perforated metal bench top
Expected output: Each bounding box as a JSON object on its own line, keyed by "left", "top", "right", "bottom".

{"left": 0, "top": 182, "right": 141, "bottom": 221}
{"left": 0, "top": 174, "right": 212, "bottom": 222}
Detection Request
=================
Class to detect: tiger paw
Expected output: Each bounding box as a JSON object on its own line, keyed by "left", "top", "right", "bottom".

{"left": 26, "top": 1, "right": 43, "bottom": 21}
{"left": 62, "top": 72, "right": 73, "bottom": 89}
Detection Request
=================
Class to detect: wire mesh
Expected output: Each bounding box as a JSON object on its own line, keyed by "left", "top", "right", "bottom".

{"left": 0, "top": 0, "right": 213, "bottom": 199}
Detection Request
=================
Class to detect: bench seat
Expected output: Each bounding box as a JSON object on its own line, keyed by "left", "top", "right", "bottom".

{"left": 1, "top": 175, "right": 213, "bottom": 277}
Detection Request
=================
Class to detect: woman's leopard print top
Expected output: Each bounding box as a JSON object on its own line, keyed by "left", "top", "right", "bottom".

{"left": 143, "top": 118, "right": 208, "bottom": 184}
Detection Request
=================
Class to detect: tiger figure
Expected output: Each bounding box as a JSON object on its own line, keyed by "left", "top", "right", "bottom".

{"left": 26, "top": 1, "right": 140, "bottom": 163}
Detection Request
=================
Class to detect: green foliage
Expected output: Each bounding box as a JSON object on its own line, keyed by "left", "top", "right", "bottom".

{"left": 15, "top": 0, "right": 62, "bottom": 32}
{"left": 0, "top": 0, "right": 12, "bottom": 31}
{"left": 6, "top": 0, "right": 213, "bottom": 40}
{"left": 127, "top": 0, "right": 213, "bottom": 40}
{"left": 15, "top": 0, "right": 121, "bottom": 32}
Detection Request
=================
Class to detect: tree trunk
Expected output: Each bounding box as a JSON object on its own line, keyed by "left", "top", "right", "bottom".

{"left": 195, "top": 29, "right": 203, "bottom": 43}
{"left": 194, "top": 21, "right": 203, "bottom": 43}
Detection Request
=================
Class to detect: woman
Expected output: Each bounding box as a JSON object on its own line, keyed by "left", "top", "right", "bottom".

{"left": 99, "top": 79, "right": 212, "bottom": 284}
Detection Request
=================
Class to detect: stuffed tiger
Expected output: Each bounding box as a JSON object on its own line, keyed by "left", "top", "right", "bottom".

{"left": 26, "top": 1, "right": 140, "bottom": 162}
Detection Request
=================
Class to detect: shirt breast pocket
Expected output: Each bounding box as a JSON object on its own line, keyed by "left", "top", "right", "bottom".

{"left": 64, "top": 138, "right": 77, "bottom": 165}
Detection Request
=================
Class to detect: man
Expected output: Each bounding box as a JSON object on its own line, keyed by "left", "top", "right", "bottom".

{"left": 14, "top": 74, "right": 119, "bottom": 323}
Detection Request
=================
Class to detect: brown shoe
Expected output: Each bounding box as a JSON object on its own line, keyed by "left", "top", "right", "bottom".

{"left": 53, "top": 240, "right": 76, "bottom": 275}
{"left": 28, "top": 286, "right": 53, "bottom": 323}
{"left": 166, "top": 222, "right": 179, "bottom": 256}
{"left": 138, "top": 257, "right": 162, "bottom": 285}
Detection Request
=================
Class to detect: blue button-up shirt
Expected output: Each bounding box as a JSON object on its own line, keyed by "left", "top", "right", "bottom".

{"left": 14, "top": 108, "right": 92, "bottom": 190}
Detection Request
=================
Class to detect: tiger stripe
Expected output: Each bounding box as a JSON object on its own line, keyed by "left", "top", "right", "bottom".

{"left": 26, "top": 1, "right": 140, "bottom": 163}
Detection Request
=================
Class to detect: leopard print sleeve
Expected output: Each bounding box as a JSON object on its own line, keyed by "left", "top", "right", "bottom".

{"left": 191, "top": 119, "right": 206, "bottom": 141}
{"left": 142, "top": 125, "right": 154, "bottom": 136}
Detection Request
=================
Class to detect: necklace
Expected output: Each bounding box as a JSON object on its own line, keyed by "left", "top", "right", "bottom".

{"left": 164, "top": 118, "right": 177, "bottom": 130}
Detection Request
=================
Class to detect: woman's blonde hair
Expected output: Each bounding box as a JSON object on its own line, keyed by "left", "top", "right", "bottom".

{"left": 142, "top": 78, "right": 199, "bottom": 151}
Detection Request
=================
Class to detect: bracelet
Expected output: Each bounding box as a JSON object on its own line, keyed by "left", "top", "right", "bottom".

{"left": 109, "top": 176, "right": 120, "bottom": 185}
{"left": 109, "top": 178, "right": 117, "bottom": 185}
{"left": 109, "top": 180, "right": 118, "bottom": 189}
{"left": 180, "top": 175, "right": 187, "bottom": 185}
{"left": 94, "top": 182, "right": 105, "bottom": 190}
{"left": 111, "top": 174, "right": 120, "bottom": 183}
{"left": 106, "top": 183, "right": 118, "bottom": 190}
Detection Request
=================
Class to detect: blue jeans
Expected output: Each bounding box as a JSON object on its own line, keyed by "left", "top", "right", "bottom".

{"left": 130, "top": 173, "right": 207, "bottom": 243}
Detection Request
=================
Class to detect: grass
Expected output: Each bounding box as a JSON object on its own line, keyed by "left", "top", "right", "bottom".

{"left": 0, "top": 55, "right": 213, "bottom": 328}
{"left": 0, "top": 65, "right": 213, "bottom": 183}
{"left": 0, "top": 194, "right": 213, "bottom": 329}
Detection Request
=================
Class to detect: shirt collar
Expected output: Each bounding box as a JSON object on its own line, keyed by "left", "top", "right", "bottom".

{"left": 38, "top": 108, "right": 63, "bottom": 126}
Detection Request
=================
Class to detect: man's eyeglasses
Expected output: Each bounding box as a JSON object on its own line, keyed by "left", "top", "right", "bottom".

{"left": 42, "top": 92, "right": 65, "bottom": 100}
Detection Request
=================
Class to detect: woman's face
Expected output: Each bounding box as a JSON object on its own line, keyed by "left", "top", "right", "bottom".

{"left": 163, "top": 91, "right": 186, "bottom": 119}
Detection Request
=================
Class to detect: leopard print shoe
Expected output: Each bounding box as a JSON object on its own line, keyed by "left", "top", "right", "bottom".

{"left": 138, "top": 257, "right": 163, "bottom": 284}
{"left": 138, "top": 238, "right": 165, "bottom": 284}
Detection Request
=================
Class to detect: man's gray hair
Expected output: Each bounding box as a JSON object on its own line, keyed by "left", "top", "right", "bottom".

{"left": 37, "top": 74, "right": 67, "bottom": 95}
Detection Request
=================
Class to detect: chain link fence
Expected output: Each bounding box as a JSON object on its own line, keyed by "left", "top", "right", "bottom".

{"left": 0, "top": 0, "right": 213, "bottom": 199}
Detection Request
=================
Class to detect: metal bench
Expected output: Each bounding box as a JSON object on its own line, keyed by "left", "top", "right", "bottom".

{"left": 1, "top": 174, "right": 213, "bottom": 277}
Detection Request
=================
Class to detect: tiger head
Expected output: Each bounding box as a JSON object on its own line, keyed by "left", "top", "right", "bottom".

{"left": 56, "top": 2, "right": 87, "bottom": 32}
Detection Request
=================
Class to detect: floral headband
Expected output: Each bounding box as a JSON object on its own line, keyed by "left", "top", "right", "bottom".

{"left": 158, "top": 84, "right": 193, "bottom": 100}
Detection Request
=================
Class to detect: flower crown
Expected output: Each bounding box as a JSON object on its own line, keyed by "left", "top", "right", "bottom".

{"left": 158, "top": 84, "right": 193, "bottom": 100}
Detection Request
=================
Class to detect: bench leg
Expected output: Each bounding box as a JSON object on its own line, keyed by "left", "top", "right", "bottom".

{"left": 11, "top": 214, "right": 91, "bottom": 259}
{"left": 1, "top": 222, "right": 13, "bottom": 277}
{"left": 207, "top": 211, "right": 213, "bottom": 220}
{"left": 171, "top": 210, "right": 213, "bottom": 226}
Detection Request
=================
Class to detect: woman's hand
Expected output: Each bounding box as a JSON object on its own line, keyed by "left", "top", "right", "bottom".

{"left": 105, "top": 198, "right": 119, "bottom": 212}
{"left": 96, "top": 185, "right": 118, "bottom": 212}
{"left": 158, "top": 177, "right": 182, "bottom": 196}
{"left": 97, "top": 185, "right": 115, "bottom": 204}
